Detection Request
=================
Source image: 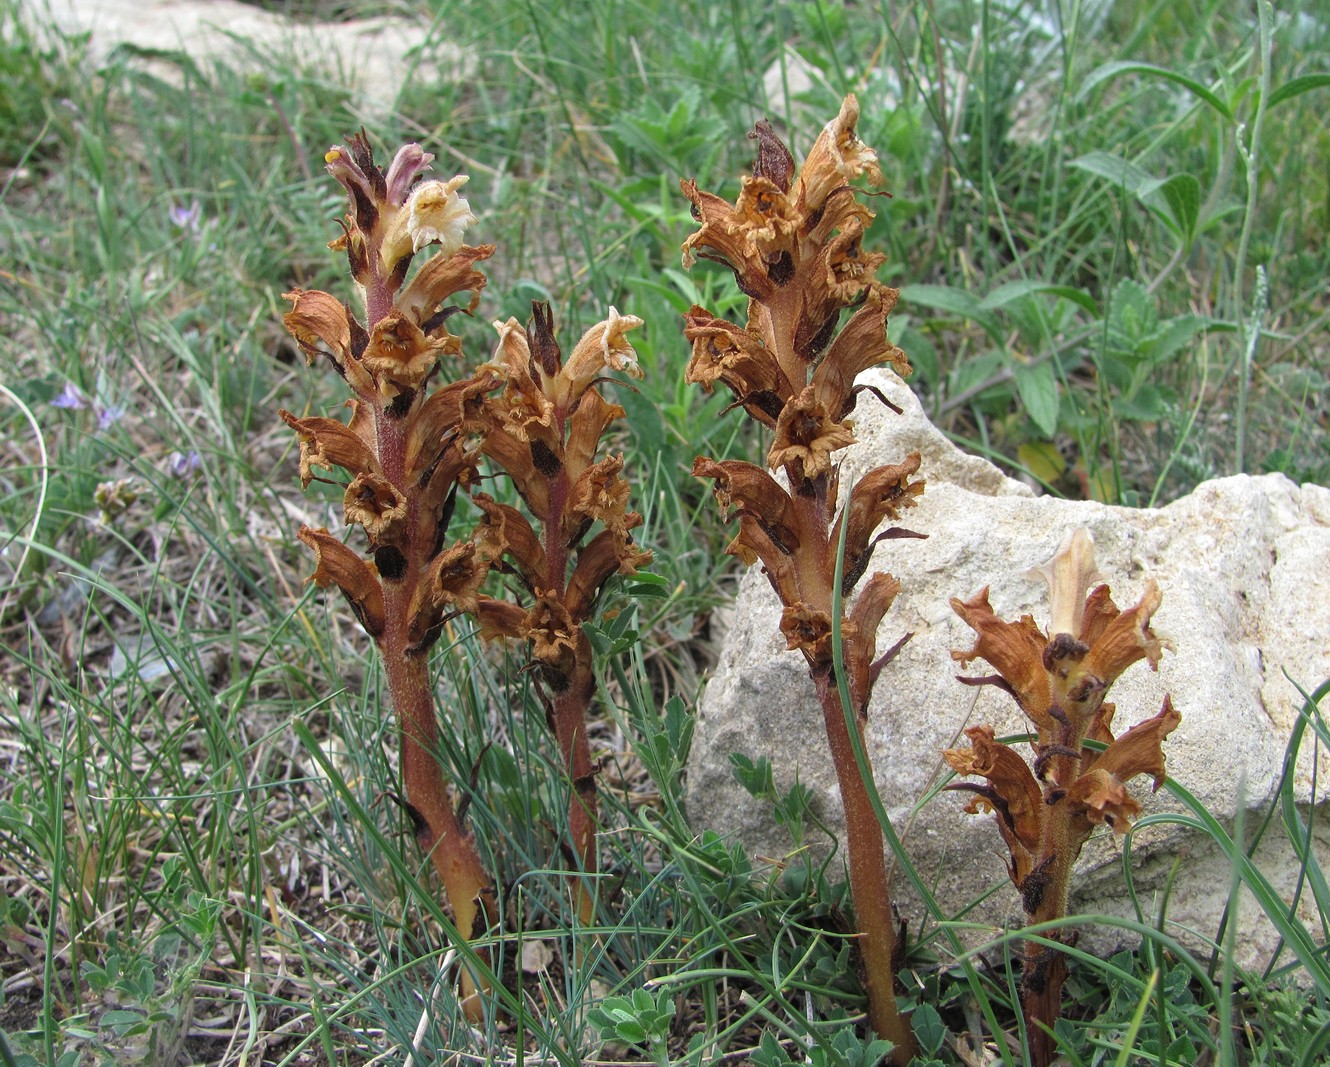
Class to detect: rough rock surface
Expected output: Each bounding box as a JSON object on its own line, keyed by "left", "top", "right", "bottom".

{"left": 687, "top": 368, "right": 1330, "bottom": 969}
{"left": 30, "top": 0, "right": 463, "bottom": 112}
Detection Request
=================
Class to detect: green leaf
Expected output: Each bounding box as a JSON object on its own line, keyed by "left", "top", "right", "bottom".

{"left": 898, "top": 283, "right": 1002, "bottom": 341}
{"left": 1013, "top": 360, "right": 1060, "bottom": 437}
{"left": 730, "top": 752, "right": 776, "bottom": 800}
{"left": 1116, "top": 384, "right": 1168, "bottom": 421}
{"left": 911, "top": 1001, "right": 947, "bottom": 1056}
{"left": 896, "top": 324, "right": 938, "bottom": 384}
{"left": 1076, "top": 60, "right": 1233, "bottom": 119}
{"left": 1142, "top": 173, "right": 1202, "bottom": 243}
{"left": 978, "top": 279, "right": 1099, "bottom": 316}
{"left": 1017, "top": 440, "right": 1066, "bottom": 485}
{"left": 1146, "top": 314, "right": 1211, "bottom": 365}
{"left": 1069, "top": 150, "right": 1155, "bottom": 196}
{"left": 1268, "top": 73, "right": 1330, "bottom": 110}
{"left": 98, "top": 1010, "right": 147, "bottom": 1035}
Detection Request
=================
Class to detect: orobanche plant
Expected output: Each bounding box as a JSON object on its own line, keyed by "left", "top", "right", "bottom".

{"left": 280, "top": 134, "right": 647, "bottom": 1014}
{"left": 681, "top": 96, "right": 924, "bottom": 1062}
{"left": 945, "top": 528, "right": 1181, "bottom": 1066}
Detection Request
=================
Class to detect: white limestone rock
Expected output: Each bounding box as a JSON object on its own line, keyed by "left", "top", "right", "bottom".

{"left": 687, "top": 368, "right": 1330, "bottom": 969}
{"left": 30, "top": 0, "right": 468, "bottom": 115}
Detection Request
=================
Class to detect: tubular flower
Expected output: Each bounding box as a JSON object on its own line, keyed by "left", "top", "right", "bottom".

{"left": 284, "top": 134, "right": 510, "bottom": 1017}
{"left": 282, "top": 133, "right": 652, "bottom": 1002}
{"left": 466, "top": 300, "right": 651, "bottom": 924}
{"left": 945, "top": 528, "right": 1181, "bottom": 1067}
{"left": 682, "top": 98, "right": 922, "bottom": 1062}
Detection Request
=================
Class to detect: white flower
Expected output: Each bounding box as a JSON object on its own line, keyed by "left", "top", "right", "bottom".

{"left": 407, "top": 175, "right": 475, "bottom": 256}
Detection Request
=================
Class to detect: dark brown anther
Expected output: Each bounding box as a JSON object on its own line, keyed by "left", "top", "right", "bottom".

{"left": 375, "top": 545, "right": 407, "bottom": 581}
{"left": 1021, "top": 855, "right": 1055, "bottom": 914}
{"left": 749, "top": 119, "right": 796, "bottom": 193}
{"left": 527, "top": 300, "right": 562, "bottom": 378}
{"left": 1043, "top": 632, "right": 1089, "bottom": 670}
{"left": 767, "top": 250, "right": 794, "bottom": 286}
{"left": 530, "top": 438, "right": 563, "bottom": 478}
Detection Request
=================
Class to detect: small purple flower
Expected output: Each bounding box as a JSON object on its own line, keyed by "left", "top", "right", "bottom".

{"left": 167, "top": 450, "right": 202, "bottom": 477}
{"left": 170, "top": 199, "right": 203, "bottom": 233}
{"left": 51, "top": 381, "right": 87, "bottom": 410}
{"left": 95, "top": 402, "right": 126, "bottom": 431}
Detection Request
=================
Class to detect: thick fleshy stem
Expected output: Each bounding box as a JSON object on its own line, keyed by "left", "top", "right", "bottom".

{"left": 813, "top": 668, "right": 913, "bottom": 1059}
{"left": 1018, "top": 746, "right": 1082, "bottom": 1065}
{"left": 551, "top": 651, "right": 598, "bottom": 926}
{"left": 387, "top": 638, "right": 497, "bottom": 1017}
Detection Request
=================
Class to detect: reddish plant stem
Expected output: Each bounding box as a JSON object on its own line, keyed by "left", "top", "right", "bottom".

{"left": 785, "top": 475, "right": 913, "bottom": 1064}
{"left": 541, "top": 408, "right": 599, "bottom": 924}
{"left": 363, "top": 263, "right": 496, "bottom": 1018}
{"left": 383, "top": 629, "right": 496, "bottom": 1018}
{"left": 1020, "top": 750, "right": 1082, "bottom": 1065}
{"left": 813, "top": 669, "right": 914, "bottom": 1064}
{"left": 553, "top": 649, "right": 598, "bottom": 925}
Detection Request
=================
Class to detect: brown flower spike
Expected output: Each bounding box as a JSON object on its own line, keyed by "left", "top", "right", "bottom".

{"left": 683, "top": 97, "right": 922, "bottom": 1062}
{"left": 281, "top": 132, "right": 649, "bottom": 1012}
{"left": 468, "top": 302, "right": 651, "bottom": 924}
{"left": 945, "top": 528, "right": 1180, "bottom": 1066}
{"left": 281, "top": 134, "right": 500, "bottom": 1018}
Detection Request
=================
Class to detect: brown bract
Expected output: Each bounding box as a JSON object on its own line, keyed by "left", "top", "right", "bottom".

{"left": 943, "top": 724, "right": 1043, "bottom": 884}
{"left": 279, "top": 409, "right": 378, "bottom": 488}
{"left": 297, "top": 525, "right": 385, "bottom": 638}
{"left": 947, "top": 530, "right": 1182, "bottom": 906}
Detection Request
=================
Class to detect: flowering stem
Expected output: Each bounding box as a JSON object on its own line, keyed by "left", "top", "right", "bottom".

{"left": 383, "top": 634, "right": 496, "bottom": 1019}
{"left": 544, "top": 406, "right": 598, "bottom": 926}
{"left": 813, "top": 670, "right": 913, "bottom": 1062}
{"left": 823, "top": 479, "right": 915, "bottom": 1065}
{"left": 1019, "top": 751, "right": 1080, "bottom": 1065}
